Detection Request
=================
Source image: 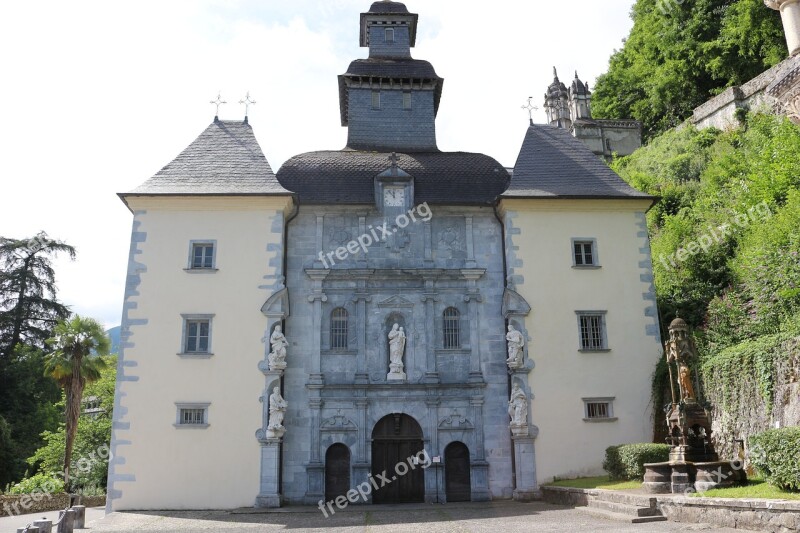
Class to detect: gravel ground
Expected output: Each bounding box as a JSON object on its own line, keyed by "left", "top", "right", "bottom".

{"left": 84, "top": 501, "right": 742, "bottom": 533}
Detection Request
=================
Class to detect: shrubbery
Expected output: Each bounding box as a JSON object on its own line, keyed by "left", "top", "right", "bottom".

{"left": 749, "top": 427, "right": 800, "bottom": 491}
{"left": 6, "top": 472, "right": 64, "bottom": 495}
{"left": 603, "top": 443, "right": 671, "bottom": 480}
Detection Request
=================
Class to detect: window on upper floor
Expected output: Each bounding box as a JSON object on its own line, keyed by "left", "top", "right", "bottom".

{"left": 330, "top": 307, "right": 349, "bottom": 350}
{"left": 189, "top": 241, "right": 216, "bottom": 270}
{"left": 372, "top": 90, "right": 381, "bottom": 110}
{"left": 572, "top": 239, "right": 597, "bottom": 267}
{"left": 443, "top": 307, "right": 461, "bottom": 349}
{"left": 582, "top": 397, "right": 616, "bottom": 422}
{"left": 403, "top": 91, "right": 412, "bottom": 110}
{"left": 385, "top": 27, "right": 395, "bottom": 43}
{"left": 181, "top": 315, "right": 213, "bottom": 356}
{"left": 576, "top": 311, "right": 608, "bottom": 352}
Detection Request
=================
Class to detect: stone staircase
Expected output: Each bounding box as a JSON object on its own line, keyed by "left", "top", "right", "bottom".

{"left": 578, "top": 490, "right": 667, "bottom": 524}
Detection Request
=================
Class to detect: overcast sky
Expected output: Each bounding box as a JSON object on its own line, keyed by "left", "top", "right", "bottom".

{"left": 0, "top": 0, "right": 636, "bottom": 329}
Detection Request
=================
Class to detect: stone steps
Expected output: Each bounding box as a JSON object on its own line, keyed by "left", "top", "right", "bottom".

{"left": 580, "top": 492, "right": 667, "bottom": 523}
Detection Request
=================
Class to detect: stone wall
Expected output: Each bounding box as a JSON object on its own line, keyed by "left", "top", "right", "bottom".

{"left": 0, "top": 494, "right": 106, "bottom": 517}
{"left": 659, "top": 497, "right": 800, "bottom": 532}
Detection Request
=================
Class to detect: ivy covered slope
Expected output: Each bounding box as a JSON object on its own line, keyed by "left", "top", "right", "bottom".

{"left": 592, "top": 0, "right": 785, "bottom": 140}
{"left": 611, "top": 113, "right": 800, "bottom": 458}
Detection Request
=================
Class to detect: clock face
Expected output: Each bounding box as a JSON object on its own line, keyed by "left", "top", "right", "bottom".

{"left": 384, "top": 187, "right": 405, "bottom": 207}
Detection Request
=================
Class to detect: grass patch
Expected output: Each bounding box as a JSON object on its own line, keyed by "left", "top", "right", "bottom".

{"left": 692, "top": 479, "right": 800, "bottom": 500}
{"left": 545, "top": 476, "right": 642, "bottom": 490}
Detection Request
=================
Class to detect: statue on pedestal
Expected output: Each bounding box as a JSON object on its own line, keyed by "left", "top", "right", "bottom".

{"left": 266, "top": 387, "right": 287, "bottom": 438}
{"left": 506, "top": 325, "right": 524, "bottom": 369}
{"left": 387, "top": 323, "right": 407, "bottom": 381}
{"left": 508, "top": 383, "right": 528, "bottom": 435}
{"left": 267, "top": 325, "right": 288, "bottom": 371}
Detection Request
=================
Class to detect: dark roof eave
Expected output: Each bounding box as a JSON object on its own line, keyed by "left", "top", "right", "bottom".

{"left": 499, "top": 193, "right": 659, "bottom": 209}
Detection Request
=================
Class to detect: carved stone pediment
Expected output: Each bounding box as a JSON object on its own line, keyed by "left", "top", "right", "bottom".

{"left": 261, "top": 287, "right": 289, "bottom": 318}
{"left": 320, "top": 414, "right": 357, "bottom": 431}
{"left": 502, "top": 288, "right": 531, "bottom": 318}
{"left": 377, "top": 295, "right": 415, "bottom": 308}
{"left": 438, "top": 412, "right": 474, "bottom": 430}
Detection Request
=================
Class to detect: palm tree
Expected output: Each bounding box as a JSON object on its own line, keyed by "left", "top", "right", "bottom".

{"left": 44, "top": 315, "right": 109, "bottom": 488}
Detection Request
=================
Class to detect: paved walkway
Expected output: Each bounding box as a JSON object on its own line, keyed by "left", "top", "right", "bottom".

{"left": 81, "top": 501, "right": 739, "bottom": 532}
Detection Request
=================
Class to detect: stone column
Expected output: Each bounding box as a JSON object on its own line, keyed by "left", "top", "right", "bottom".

{"left": 423, "top": 219, "right": 433, "bottom": 266}
{"left": 421, "top": 285, "right": 439, "bottom": 383}
{"left": 354, "top": 288, "right": 370, "bottom": 385}
{"left": 352, "top": 397, "right": 371, "bottom": 501}
{"left": 255, "top": 439, "right": 283, "bottom": 507}
{"left": 766, "top": 0, "right": 800, "bottom": 56}
{"left": 462, "top": 271, "right": 484, "bottom": 383}
{"left": 512, "top": 431, "right": 541, "bottom": 501}
{"left": 306, "top": 271, "right": 328, "bottom": 386}
{"left": 424, "top": 397, "right": 441, "bottom": 503}
{"left": 465, "top": 216, "right": 476, "bottom": 268}
{"left": 470, "top": 397, "right": 490, "bottom": 501}
{"left": 305, "top": 398, "right": 324, "bottom": 505}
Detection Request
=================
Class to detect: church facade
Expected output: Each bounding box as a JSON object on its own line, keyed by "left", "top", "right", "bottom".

{"left": 108, "top": 1, "right": 662, "bottom": 511}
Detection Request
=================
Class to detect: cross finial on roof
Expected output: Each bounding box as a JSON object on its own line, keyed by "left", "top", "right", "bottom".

{"left": 239, "top": 91, "right": 256, "bottom": 123}
{"left": 553, "top": 66, "right": 558, "bottom": 79}
{"left": 521, "top": 96, "right": 538, "bottom": 126}
{"left": 210, "top": 92, "right": 227, "bottom": 121}
{"left": 388, "top": 152, "right": 399, "bottom": 168}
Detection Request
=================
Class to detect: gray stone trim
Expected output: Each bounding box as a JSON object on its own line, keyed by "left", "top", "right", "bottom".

{"left": 503, "top": 210, "right": 524, "bottom": 289}
{"left": 106, "top": 212, "right": 147, "bottom": 512}
{"left": 570, "top": 237, "right": 600, "bottom": 267}
{"left": 635, "top": 212, "right": 663, "bottom": 341}
{"left": 173, "top": 402, "right": 211, "bottom": 429}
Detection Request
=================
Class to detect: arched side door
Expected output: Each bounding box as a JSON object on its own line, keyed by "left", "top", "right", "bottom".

{"left": 444, "top": 441, "right": 471, "bottom": 502}
{"left": 325, "top": 443, "right": 351, "bottom": 503}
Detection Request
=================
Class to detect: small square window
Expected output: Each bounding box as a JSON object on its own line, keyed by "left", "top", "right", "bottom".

{"left": 175, "top": 403, "right": 210, "bottom": 428}
{"left": 372, "top": 90, "right": 381, "bottom": 110}
{"left": 403, "top": 91, "right": 412, "bottom": 110}
{"left": 180, "top": 315, "right": 214, "bottom": 356}
{"left": 582, "top": 398, "right": 616, "bottom": 422}
{"left": 385, "top": 27, "right": 395, "bottom": 43}
{"left": 576, "top": 311, "right": 607, "bottom": 351}
{"left": 573, "top": 240, "right": 596, "bottom": 266}
{"left": 189, "top": 241, "right": 216, "bottom": 269}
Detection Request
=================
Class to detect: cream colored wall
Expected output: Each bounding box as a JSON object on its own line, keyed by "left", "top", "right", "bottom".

{"left": 501, "top": 199, "right": 662, "bottom": 484}
{"left": 111, "top": 195, "right": 292, "bottom": 510}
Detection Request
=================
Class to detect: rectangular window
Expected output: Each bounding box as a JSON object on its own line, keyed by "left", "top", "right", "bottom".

{"left": 372, "top": 90, "right": 381, "bottom": 110}
{"left": 189, "top": 241, "right": 216, "bottom": 270}
{"left": 583, "top": 398, "right": 616, "bottom": 421}
{"left": 403, "top": 91, "right": 412, "bottom": 110}
{"left": 577, "top": 311, "right": 607, "bottom": 351}
{"left": 385, "top": 27, "right": 395, "bottom": 43}
{"left": 175, "top": 402, "right": 210, "bottom": 428}
{"left": 181, "top": 316, "right": 213, "bottom": 355}
{"left": 573, "top": 239, "right": 596, "bottom": 266}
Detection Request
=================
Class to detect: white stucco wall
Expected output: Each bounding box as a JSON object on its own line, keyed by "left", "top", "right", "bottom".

{"left": 109, "top": 195, "right": 293, "bottom": 510}
{"left": 500, "top": 199, "right": 662, "bottom": 484}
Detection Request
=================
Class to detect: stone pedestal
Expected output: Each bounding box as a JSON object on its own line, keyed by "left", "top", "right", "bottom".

{"left": 33, "top": 521, "right": 53, "bottom": 533}
{"left": 72, "top": 505, "right": 86, "bottom": 528}
{"left": 670, "top": 462, "right": 693, "bottom": 494}
{"left": 470, "top": 460, "right": 491, "bottom": 502}
{"left": 56, "top": 509, "right": 75, "bottom": 533}
{"left": 255, "top": 439, "right": 282, "bottom": 508}
{"left": 387, "top": 370, "right": 406, "bottom": 381}
{"left": 642, "top": 462, "right": 672, "bottom": 494}
{"left": 694, "top": 461, "right": 742, "bottom": 492}
{"left": 353, "top": 463, "right": 372, "bottom": 503}
{"left": 425, "top": 463, "right": 444, "bottom": 503}
{"left": 511, "top": 434, "right": 541, "bottom": 501}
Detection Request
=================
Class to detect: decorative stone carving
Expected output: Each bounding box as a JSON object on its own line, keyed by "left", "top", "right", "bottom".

{"left": 438, "top": 410, "right": 474, "bottom": 429}
{"left": 438, "top": 226, "right": 462, "bottom": 251}
{"left": 506, "top": 325, "right": 524, "bottom": 369}
{"left": 508, "top": 383, "right": 528, "bottom": 435}
{"left": 267, "top": 387, "right": 287, "bottom": 439}
{"left": 321, "top": 411, "right": 357, "bottom": 431}
{"left": 267, "top": 325, "right": 288, "bottom": 371}
{"left": 387, "top": 323, "right": 407, "bottom": 381}
{"left": 385, "top": 227, "right": 410, "bottom": 252}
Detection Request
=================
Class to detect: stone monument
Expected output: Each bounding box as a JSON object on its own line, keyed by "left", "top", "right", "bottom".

{"left": 387, "top": 323, "right": 407, "bottom": 381}
{"left": 506, "top": 325, "right": 524, "bottom": 369}
{"left": 643, "top": 317, "right": 745, "bottom": 493}
{"left": 266, "top": 387, "right": 287, "bottom": 439}
{"left": 267, "top": 325, "right": 288, "bottom": 371}
{"left": 508, "top": 383, "right": 528, "bottom": 436}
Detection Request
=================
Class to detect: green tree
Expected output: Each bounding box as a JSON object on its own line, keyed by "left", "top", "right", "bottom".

{"left": 593, "top": 0, "right": 785, "bottom": 140}
{"left": 44, "top": 316, "right": 109, "bottom": 488}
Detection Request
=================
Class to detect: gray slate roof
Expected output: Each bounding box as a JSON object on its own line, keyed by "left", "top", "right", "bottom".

{"left": 277, "top": 150, "right": 509, "bottom": 205}
{"left": 504, "top": 125, "right": 654, "bottom": 200}
{"left": 124, "top": 120, "right": 289, "bottom": 196}
{"left": 369, "top": 1, "right": 409, "bottom": 13}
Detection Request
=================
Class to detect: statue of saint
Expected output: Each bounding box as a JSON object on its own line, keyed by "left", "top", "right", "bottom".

{"left": 268, "top": 325, "right": 288, "bottom": 370}
{"left": 387, "top": 323, "right": 407, "bottom": 380}
{"left": 506, "top": 325, "right": 524, "bottom": 367}
{"left": 268, "top": 387, "right": 288, "bottom": 429}
{"left": 678, "top": 364, "right": 695, "bottom": 401}
{"left": 508, "top": 383, "right": 528, "bottom": 427}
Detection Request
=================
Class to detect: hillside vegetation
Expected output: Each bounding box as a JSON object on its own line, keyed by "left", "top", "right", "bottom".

{"left": 593, "top": 0, "right": 786, "bottom": 139}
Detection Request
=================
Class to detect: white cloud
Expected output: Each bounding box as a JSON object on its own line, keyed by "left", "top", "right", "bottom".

{"left": 0, "top": 0, "right": 634, "bottom": 328}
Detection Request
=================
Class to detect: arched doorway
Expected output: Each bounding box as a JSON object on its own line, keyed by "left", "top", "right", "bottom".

{"left": 371, "top": 413, "right": 424, "bottom": 503}
{"left": 325, "top": 443, "right": 351, "bottom": 503}
{"left": 444, "top": 441, "right": 471, "bottom": 502}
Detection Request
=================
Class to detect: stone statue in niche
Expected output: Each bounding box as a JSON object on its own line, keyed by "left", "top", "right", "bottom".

{"left": 508, "top": 383, "right": 528, "bottom": 435}
{"left": 387, "top": 323, "right": 407, "bottom": 381}
{"left": 267, "top": 325, "right": 288, "bottom": 371}
{"left": 266, "top": 386, "right": 287, "bottom": 438}
{"left": 678, "top": 364, "right": 695, "bottom": 400}
{"left": 506, "top": 325, "right": 524, "bottom": 369}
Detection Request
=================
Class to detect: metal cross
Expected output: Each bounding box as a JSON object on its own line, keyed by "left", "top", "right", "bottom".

{"left": 210, "top": 92, "right": 227, "bottom": 116}
{"left": 240, "top": 91, "right": 256, "bottom": 117}
{"left": 521, "top": 96, "right": 539, "bottom": 125}
{"left": 388, "top": 152, "right": 399, "bottom": 168}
